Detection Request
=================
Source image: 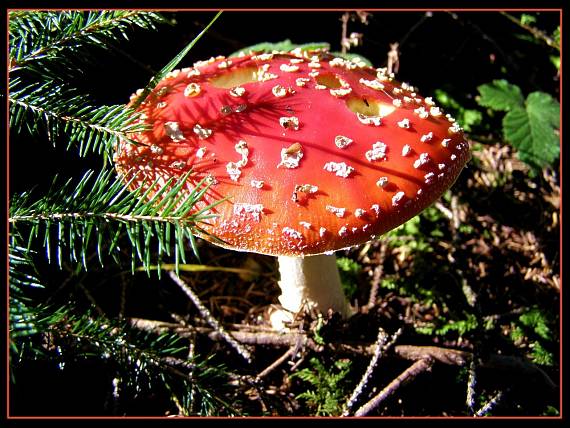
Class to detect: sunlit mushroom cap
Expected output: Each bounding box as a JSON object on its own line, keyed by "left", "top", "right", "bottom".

{"left": 114, "top": 50, "right": 470, "bottom": 256}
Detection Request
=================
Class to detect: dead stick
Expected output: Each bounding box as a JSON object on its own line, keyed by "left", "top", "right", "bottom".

{"left": 354, "top": 358, "right": 434, "bottom": 416}
{"left": 258, "top": 346, "right": 298, "bottom": 379}
{"left": 342, "top": 328, "right": 389, "bottom": 415}
{"left": 475, "top": 389, "right": 506, "bottom": 417}
{"left": 366, "top": 244, "right": 385, "bottom": 309}
{"left": 168, "top": 271, "right": 253, "bottom": 363}
{"left": 392, "top": 344, "right": 469, "bottom": 366}
{"left": 393, "top": 345, "right": 555, "bottom": 390}
{"left": 340, "top": 12, "right": 350, "bottom": 54}
{"left": 466, "top": 359, "right": 477, "bottom": 414}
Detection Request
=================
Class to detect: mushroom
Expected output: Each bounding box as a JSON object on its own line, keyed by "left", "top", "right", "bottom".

{"left": 114, "top": 50, "right": 471, "bottom": 329}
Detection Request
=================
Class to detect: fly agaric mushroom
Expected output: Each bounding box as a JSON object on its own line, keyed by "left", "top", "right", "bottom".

{"left": 114, "top": 49, "right": 470, "bottom": 329}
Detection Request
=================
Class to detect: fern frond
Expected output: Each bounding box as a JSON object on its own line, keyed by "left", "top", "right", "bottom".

{"left": 9, "top": 168, "right": 221, "bottom": 273}
{"left": 292, "top": 357, "right": 352, "bottom": 416}
{"left": 9, "top": 11, "right": 168, "bottom": 72}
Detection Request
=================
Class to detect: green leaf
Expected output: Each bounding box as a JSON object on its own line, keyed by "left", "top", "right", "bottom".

{"left": 329, "top": 51, "right": 373, "bottom": 66}
{"left": 461, "top": 109, "right": 483, "bottom": 131}
{"left": 477, "top": 80, "right": 525, "bottom": 111}
{"left": 433, "top": 89, "right": 482, "bottom": 132}
{"left": 434, "top": 89, "right": 460, "bottom": 110}
{"left": 543, "top": 406, "right": 560, "bottom": 416}
{"left": 229, "top": 39, "right": 330, "bottom": 57}
{"left": 550, "top": 55, "right": 560, "bottom": 71}
{"left": 336, "top": 257, "right": 361, "bottom": 298}
{"left": 552, "top": 27, "right": 560, "bottom": 46}
{"left": 520, "top": 13, "right": 537, "bottom": 26}
{"left": 502, "top": 91, "right": 560, "bottom": 169}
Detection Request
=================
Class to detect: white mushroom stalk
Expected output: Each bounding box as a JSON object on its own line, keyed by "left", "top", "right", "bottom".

{"left": 273, "top": 254, "right": 353, "bottom": 328}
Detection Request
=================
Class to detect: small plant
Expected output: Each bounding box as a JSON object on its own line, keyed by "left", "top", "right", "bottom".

{"left": 434, "top": 89, "right": 483, "bottom": 132}
{"left": 292, "top": 357, "right": 353, "bottom": 416}
{"left": 384, "top": 214, "right": 436, "bottom": 257}
{"left": 476, "top": 79, "right": 560, "bottom": 171}
{"left": 336, "top": 257, "right": 362, "bottom": 298}
{"left": 509, "top": 306, "right": 556, "bottom": 367}
{"left": 416, "top": 313, "right": 479, "bottom": 337}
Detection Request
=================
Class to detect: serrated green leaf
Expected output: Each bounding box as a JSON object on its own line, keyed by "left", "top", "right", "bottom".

{"left": 527, "top": 91, "right": 560, "bottom": 128}
{"left": 477, "top": 80, "right": 525, "bottom": 111}
{"left": 502, "top": 91, "right": 560, "bottom": 169}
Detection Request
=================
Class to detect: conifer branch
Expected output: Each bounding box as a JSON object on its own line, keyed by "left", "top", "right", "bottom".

{"left": 8, "top": 10, "right": 235, "bottom": 415}
{"left": 9, "top": 240, "right": 48, "bottom": 356}
{"left": 9, "top": 211, "right": 209, "bottom": 225}
{"left": 9, "top": 168, "right": 224, "bottom": 272}
{"left": 9, "top": 11, "right": 168, "bottom": 71}
{"left": 9, "top": 79, "right": 147, "bottom": 158}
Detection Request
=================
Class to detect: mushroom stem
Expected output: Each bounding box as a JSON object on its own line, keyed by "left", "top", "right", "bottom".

{"left": 276, "top": 254, "right": 354, "bottom": 319}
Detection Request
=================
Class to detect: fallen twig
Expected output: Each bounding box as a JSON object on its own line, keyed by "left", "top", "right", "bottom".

{"left": 168, "top": 271, "right": 253, "bottom": 364}
{"left": 475, "top": 389, "right": 507, "bottom": 417}
{"left": 353, "top": 358, "right": 434, "bottom": 416}
{"left": 393, "top": 345, "right": 555, "bottom": 390}
{"left": 342, "top": 328, "right": 389, "bottom": 416}
{"left": 392, "top": 344, "right": 469, "bottom": 366}
{"left": 466, "top": 359, "right": 477, "bottom": 414}
{"left": 365, "top": 242, "right": 387, "bottom": 310}
{"left": 257, "top": 346, "right": 298, "bottom": 379}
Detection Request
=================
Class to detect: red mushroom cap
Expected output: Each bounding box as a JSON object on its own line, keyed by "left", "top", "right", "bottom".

{"left": 114, "top": 50, "right": 470, "bottom": 256}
